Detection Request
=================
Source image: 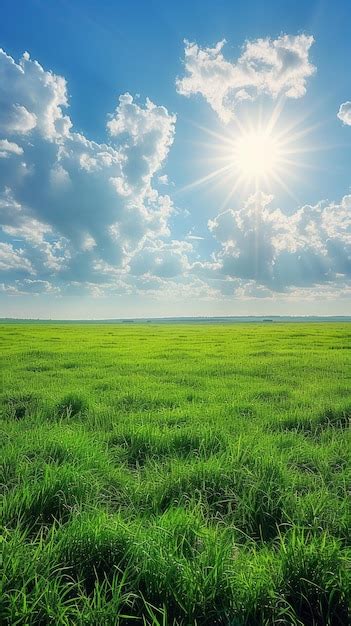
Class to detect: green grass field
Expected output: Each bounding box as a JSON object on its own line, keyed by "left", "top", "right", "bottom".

{"left": 1, "top": 323, "right": 350, "bottom": 625}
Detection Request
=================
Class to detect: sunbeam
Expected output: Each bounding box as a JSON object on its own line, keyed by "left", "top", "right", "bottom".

{"left": 183, "top": 101, "right": 322, "bottom": 200}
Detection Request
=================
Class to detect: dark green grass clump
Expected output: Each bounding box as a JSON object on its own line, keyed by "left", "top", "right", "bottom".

{"left": 274, "top": 404, "right": 351, "bottom": 435}
{"left": 0, "top": 322, "right": 350, "bottom": 625}
{"left": 109, "top": 425, "right": 226, "bottom": 467}
{"left": 1, "top": 393, "right": 38, "bottom": 420}
{"left": 55, "top": 393, "right": 89, "bottom": 418}
{"left": 2, "top": 463, "right": 101, "bottom": 531}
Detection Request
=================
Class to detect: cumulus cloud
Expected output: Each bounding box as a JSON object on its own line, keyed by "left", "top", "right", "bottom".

{"left": 205, "top": 192, "right": 351, "bottom": 291}
{"left": 337, "top": 101, "right": 351, "bottom": 126}
{"left": 0, "top": 139, "right": 24, "bottom": 158}
{"left": 129, "top": 239, "right": 192, "bottom": 278}
{"left": 1, "top": 46, "right": 349, "bottom": 305}
{"left": 0, "top": 48, "right": 70, "bottom": 138}
{"left": 0, "top": 48, "right": 179, "bottom": 295}
{"left": 177, "top": 34, "right": 315, "bottom": 122}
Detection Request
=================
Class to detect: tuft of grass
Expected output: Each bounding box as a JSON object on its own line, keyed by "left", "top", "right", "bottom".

{"left": 2, "top": 463, "right": 101, "bottom": 530}
{"left": 148, "top": 453, "right": 292, "bottom": 541}
{"left": 0, "top": 525, "right": 137, "bottom": 625}
{"left": 1, "top": 393, "right": 38, "bottom": 420}
{"left": 109, "top": 426, "right": 226, "bottom": 467}
{"left": 274, "top": 404, "right": 351, "bottom": 435}
{"left": 278, "top": 529, "right": 350, "bottom": 625}
{"left": 53, "top": 511, "right": 133, "bottom": 592}
{"left": 55, "top": 393, "right": 89, "bottom": 418}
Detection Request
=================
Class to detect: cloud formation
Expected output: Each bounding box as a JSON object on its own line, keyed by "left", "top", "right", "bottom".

{"left": 0, "top": 139, "right": 24, "bottom": 158}
{"left": 0, "top": 48, "right": 180, "bottom": 294}
{"left": 204, "top": 192, "right": 351, "bottom": 291}
{"left": 177, "top": 35, "right": 315, "bottom": 122}
{"left": 129, "top": 239, "right": 191, "bottom": 278}
{"left": 0, "top": 45, "right": 350, "bottom": 305}
{"left": 337, "top": 101, "right": 351, "bottom": 126}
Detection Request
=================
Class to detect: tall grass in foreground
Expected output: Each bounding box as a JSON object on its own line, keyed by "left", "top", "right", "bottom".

{"left": 0, "top": 323, "right": 350, "bottom": 624}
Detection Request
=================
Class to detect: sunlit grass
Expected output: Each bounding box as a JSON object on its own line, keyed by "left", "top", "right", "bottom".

{"left": 0, "top": 322, "right": 350, "bottom": 624}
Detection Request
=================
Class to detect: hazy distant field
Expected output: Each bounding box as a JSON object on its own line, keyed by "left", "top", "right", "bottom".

{"left": 1, "top": 323, "right": 350, "bottom": 625}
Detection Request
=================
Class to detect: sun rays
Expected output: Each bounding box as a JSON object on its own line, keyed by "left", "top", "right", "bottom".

{"left": 179, "top": 99, "right": 322, "bottom": 206}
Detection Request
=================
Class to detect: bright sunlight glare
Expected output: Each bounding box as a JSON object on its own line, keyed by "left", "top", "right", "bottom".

{"left": 233, "top": 130, "right": 281, "bottom": 180}
{"left": 181, "top": 99, "right": 321, "bottom": 206}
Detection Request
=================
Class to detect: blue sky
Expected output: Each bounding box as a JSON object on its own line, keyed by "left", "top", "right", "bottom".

{"left": 0, "top": 0, "right": 351, "bottom": 318}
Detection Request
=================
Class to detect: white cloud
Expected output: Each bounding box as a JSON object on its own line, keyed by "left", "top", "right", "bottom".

{"left": 0, "top": 242, "right": 33, "bottom": 273}
{"left": 0, "top": 48, "right": 71, "bottom": 139}
{"left": 129, "top": 239, "right": 192, "bottom": 278}
{"left": 107, "top": 93, "right": 176, "bottom": 196}
{"left": 177, "top": 34, "right": 315, "bottom": 122}
{"left": 158, "top": 174, "right": 169, "bottom": 185}
{"left": 0, "top": 103, "right": 37, "bottom": 135}
{"left": 186, "top": 234, "right": 204, "bottom": 241}
{"left": 0, "top": 48, "right": 177, "bottom": 292}
{"left": 0, "top": 139, "right": 24, "bottom": 158}
{"left": 205, "top": 192, "right": 351, "bottom": 290}
{"left": 0, "top": 278, "right": 60, "bottom": 296}
{"left": 1, "top": 46, "right": 349, "bottom": 306}
{"left": 337, "top": 101, "right": 351, "bottom": 126}
{"left": 130, "top": 274, "right": 218, "bottom": 300}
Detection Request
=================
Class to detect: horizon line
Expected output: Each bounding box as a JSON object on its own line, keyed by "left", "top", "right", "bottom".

{"left": 1, "top": 315, "right": 351, "bottom": 323}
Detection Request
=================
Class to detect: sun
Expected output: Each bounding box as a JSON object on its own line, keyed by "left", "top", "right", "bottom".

{"left": 233, "top": 130, "right": 281, "bottom": 182}
{"left": 180, "top": 99, "right": 318, "bottom": 205}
